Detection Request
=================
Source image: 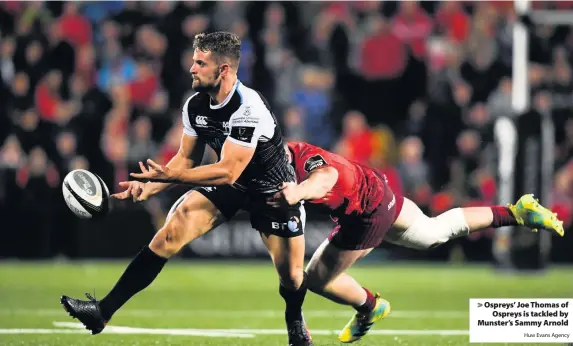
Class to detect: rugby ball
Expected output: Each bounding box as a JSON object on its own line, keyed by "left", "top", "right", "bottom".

{"left": 62, "top": 169, "right": 110, "bottom": 219}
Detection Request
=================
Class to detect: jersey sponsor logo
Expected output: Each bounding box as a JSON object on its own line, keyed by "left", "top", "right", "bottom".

{"left": 196, "top": 116, "right": 208, "bottom": 127}
{"left": 230, "top": 126, "right": 255, "bottom": 143}
{"left": 303, "top": 154, "right": 327, "bottom": 173}
{"left": 222, "top": 121, "right": 230, "bottom": 134}
{"left": 232, "top": 117, "right": 259, "bottom": 125}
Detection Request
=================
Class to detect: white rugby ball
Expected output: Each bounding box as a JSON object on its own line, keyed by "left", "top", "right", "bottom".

{"left": 62, "top": 169, "right": 110, "bottom": 219}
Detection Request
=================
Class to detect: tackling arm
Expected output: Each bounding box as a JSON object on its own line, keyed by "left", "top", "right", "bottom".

{"left": 294, "top": 166, "right": 339, "bottom": 201}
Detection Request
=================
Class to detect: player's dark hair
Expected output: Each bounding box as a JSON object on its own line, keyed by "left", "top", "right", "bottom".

{"left": 193, "top": 32, "right": 241, "bottom": 69}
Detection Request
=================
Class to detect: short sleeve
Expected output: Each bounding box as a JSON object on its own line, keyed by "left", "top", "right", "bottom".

{"left": 227, "top": 103, "right": 274, "bottom": 148}
{"left": 182, "top": 95, "right": 198, "bottom": 137}
{"left": 291, "top": 143, "right": 331, "bottom": 175}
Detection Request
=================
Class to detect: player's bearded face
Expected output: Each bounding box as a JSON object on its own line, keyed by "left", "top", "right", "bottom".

{"left": 192, "top": 66, "right": 221, "bottom": 92}
{"left": 191, "top": 50, "right": 222, "bottom": 93}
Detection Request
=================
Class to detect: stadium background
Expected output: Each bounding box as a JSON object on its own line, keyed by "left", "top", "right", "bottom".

{"left": 1, "top": 0, "right": 571, "bottom": 262}
{"left": 1, "top": 1, "right": 573, "bottom": 345}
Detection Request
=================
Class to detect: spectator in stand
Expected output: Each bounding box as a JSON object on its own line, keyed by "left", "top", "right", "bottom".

{"left": 361, "top": 15, "right": 406, "bottom": 80}
{"left": 392, "top": 2, "right": 433, "bottom": 60}
{"left": 126, "top": 116, "right": 158, "bottom": 174}
{"left": 56, "top": 2, "right": 92, "bottom": 48}
{"left": 553, "top": 163, "right": 573, "bottom": 229}
{"left": 46, "top": 22, "right": 76, "bottom": 84}
{"left": 370, "top": 125, "right": 403, "bottom": 200}
{"left": 283, "top": 107, "right": 306, "bottom": 143}
{"left": 1, "top": 36, "right": 16, "bottom": 86}
{"left": 334, "top": 110, "right": 374, "bottom": 166}
{"left": 97, "top": 40, "right": 137, "bottom": 92}
{"left": 360, "top": 14, "right": 406, "bottom": 127}
{"left": 55, "top": 130, "right": 78, "bottom": 174}
{"left": 20, "top": 40, "right": 47, "bottom": 92}
{"left": 8, "top": 72, "right": 33, "bottom": 116}
{"left": 397, "top": 136, "right": 432, "bottom": 207}
{"left": 487, "top": 77, "right": 512, "bottom": 119}
{"left": 293, "top": 66, "right": 335, "bottom": 149}
{"left": 434, "top": 1, "right": 470, "bottom": 43}
{"left": 35, "top": 70, "right": 79, "bottom": 125}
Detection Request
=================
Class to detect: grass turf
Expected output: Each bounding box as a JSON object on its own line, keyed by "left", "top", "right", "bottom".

{"left": 0, "top": 261, "right": 571, "bottom": 345}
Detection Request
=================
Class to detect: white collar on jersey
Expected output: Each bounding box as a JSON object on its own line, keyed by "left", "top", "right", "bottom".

{"left": 209, "top": 79, "right": 241, "bottom": 110}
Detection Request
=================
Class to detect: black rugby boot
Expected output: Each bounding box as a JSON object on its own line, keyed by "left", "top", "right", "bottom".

{"left": 60, "top": 293, "right": 107, "bottom": 335}
{"left": 286, "top": 314, "right": 313, "bottom": 346}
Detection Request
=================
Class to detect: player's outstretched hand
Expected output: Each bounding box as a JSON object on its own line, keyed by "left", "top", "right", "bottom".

{"left": 110, "top": 180, "right": 150, "bottom": 202}
{"left": 130, "top": 159, "right": 176, "bottom": 183}
{"left": 111, "top": 161, "right": 155, "bottom": 202}
{"left": 267, "top": 182, "right": 301, "bottom": 208}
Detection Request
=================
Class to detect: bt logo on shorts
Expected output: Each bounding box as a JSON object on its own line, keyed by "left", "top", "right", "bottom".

{"left": 271, "top": 216, "right": 300, "bottom": 232}
{"left": 196, "top": 116, "right": 208, "bottom": 126}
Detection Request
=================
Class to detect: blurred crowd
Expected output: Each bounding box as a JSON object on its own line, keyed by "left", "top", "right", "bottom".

{"left": 1, "top": 1, "right": 572, "bottom": 257}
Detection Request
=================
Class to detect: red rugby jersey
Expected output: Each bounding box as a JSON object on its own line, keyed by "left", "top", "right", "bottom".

{"left": 287, "top": 141, "right": 385, "bottom": 216}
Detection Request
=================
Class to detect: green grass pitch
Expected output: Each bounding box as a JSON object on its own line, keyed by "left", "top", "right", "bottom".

{"left": 0, "top": 261, "right": 571, "bottom": 345}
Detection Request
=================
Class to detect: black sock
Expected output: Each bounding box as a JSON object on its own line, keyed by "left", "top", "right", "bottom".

{"left": 279, "top": 272, "right": 308, "bottom": 323}
{"left": 98, "top": 246, "right": 168, "bottom": 321}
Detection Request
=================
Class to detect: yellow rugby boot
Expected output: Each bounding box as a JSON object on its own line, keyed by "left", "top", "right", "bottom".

{"left": 508, "top": 194, "right": 564, "bottom": 237}
{"left": 338, "top": 294, "right": 391, "bottom": 343}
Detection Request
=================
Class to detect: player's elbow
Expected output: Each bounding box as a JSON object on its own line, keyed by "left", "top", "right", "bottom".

{"left": 323, "top": 167, "right": 339, "bottom": 190}
{"left": 176, "top": 149, "right": 195, "bottom": 169}
{"left": 227, "top": 170, "right": 240, "bottom": 185}
{"left": 216, "top": 168, "right": 235, "bottom": 185}
{"left": 219, "top": 163, "right": 242, "bottom": 185}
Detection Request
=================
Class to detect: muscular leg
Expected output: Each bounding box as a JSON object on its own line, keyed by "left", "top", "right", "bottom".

{"left": 311, "top": 199, "right": 520, "bottom": 304}
{"left": 97, "top": 190, "right": 225, "bottom": 321}
{"left": 305, "top": 240, "right": 374, "bottom": 309}
{"left": 304, "top": 202, "right": 515, "bottom": 326}
{"left": 259, "top": 231, "right": 314, "bottom": 345}
{"left": 385, "top": 198, "right": 519, "bottom": 250}
{"left": 259, "top": 233, "right": 306, "bottom": 317}
{"left": 305, "top": 239, "right": 388, "bottom": 344}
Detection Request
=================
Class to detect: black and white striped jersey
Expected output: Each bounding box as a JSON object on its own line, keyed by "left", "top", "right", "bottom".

{"left": 182, "top": 80, "right": 295, "bottom": 194}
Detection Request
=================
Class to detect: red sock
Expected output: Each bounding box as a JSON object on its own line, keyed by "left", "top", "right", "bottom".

{"left": 355, "top": 287, "right": 376, "bottom": 314}
{"left": 490, "top": 206, "right": 518, "bottom": 227}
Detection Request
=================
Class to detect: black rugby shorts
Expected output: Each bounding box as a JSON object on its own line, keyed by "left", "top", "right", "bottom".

{"left": 193, "top": 185, "right": 305, "bottom": 238}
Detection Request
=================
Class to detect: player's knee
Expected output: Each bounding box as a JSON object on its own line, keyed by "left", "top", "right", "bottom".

{"left": 277, "top": 265, "right": 305, "bottom": 290}
{"left": 389, "top": 215, "right": 440, "bottom": 250}
{"left": 149, "top": 223, "right": 181, "bottom": 258}
{"left": 395, "top": 209, "right": 469, "bottom": 250}
{"left": 305, "top": 267, "right": 327, "bottom": 293}
{"left": 149, "top": 208, "right": 190, "bottom": 257}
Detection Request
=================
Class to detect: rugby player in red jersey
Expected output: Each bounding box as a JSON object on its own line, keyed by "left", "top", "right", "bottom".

{"left": 268, "top": 141, "right": 564, "bottom": 343}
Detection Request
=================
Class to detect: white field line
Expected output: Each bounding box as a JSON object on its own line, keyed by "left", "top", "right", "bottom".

{"left": 2, "top": 322, "right": 467, "bottom": 337}
{"left": 0, "top": 329, "right": 87, "bottom": 334}
{"left": 0, "top": 325, "right": 253, "bottom": 338}
{"left": 0, "top": 308, "right": 468, "bottom": 319}
{"left": 54, "top": 321, "right": 469, "bottom": 336}
{"left": 0, "top": 326, "right": 470, "bottom": 337}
